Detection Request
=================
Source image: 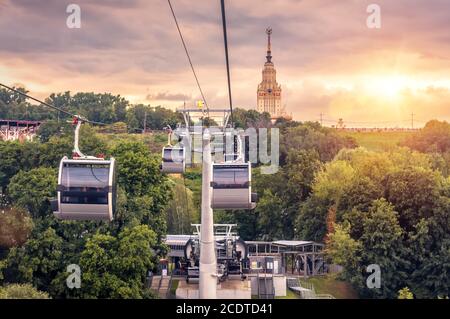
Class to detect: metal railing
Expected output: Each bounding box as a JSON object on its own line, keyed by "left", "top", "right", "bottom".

{"left": 286, "top": 277, "right": 335, "bottom": 299}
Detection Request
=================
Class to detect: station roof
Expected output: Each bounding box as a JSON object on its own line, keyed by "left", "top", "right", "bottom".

{"left": 245, "top": 240, "right": 323, "bottom": 247}
{"left": 165, "top": 235, "right": 193, "bottom": 245}
{"left": 165, "top": 235, "right": 323, "bottom": 248}
{"left": 272, "top": 240, "right": 316, "bottom": 246}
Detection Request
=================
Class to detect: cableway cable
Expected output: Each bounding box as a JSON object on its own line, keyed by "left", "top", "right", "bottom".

{"left": 0, "top": 83, "right": 106, "bottom": 126}
{"left": 220, "top": 0, "right": 234, "bottom": 127}
{"left": 167, "top": 0, "right": 209, "bottom": 119}
{"left": 0, "top": 83, "right": 156, "bottom": 132}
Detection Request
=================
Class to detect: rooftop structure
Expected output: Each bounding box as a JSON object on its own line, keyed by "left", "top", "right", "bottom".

{"left": 0, "top": 119, "right": 42, "bottom": 141}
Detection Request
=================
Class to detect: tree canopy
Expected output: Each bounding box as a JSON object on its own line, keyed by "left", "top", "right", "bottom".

{"left": 0, "top": 88, "right": 448, "bottom": 300}
{"left": 319, "top": 147, "right": 449, "bottom": 298}
{"left": 0, "top": 127, "right": 172, "bottom": 298}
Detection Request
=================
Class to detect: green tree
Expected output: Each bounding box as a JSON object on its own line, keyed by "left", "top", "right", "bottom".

{"left": 403, "top": 120, "right": 450, "bottom": 153}
{"left": 66, "top": 92, "right": 128, "bottom": 124}
{"left": 338, "top": 176, "right": 383, "bottom": 216}
{"left": 0, "top": 87, "right": 48, "bottom": 120}
{"left": 45, "top": 92, "right": 72, "bottom": 122}
{"left": 126, "top": 104, "right": 181, "bottom": 131}
{"left": 2, "top": 227, "right": 63, "bottom": 291}
{"left": 111, "top": 140, "right": 172, "bottom": 242}
{"left": 295, "top": 196, "right": 331, "bottom": 241}
{"left": 0, "top": 142, "right": 24, "bottom": 192}
{"left": 165, "top": 179, "right": 197, "bottom": 234}
{"left": 312, "top": 161, "right": 356, "bottom": 205}
{"left": 112, "top": 141, "right": 166, "bottom": 197}
{"left": 252, "top": 150, "right": 322, "bottom": 240}
{"left": 383, "top": 167, "right": 441, "bottom": 230}
{"left": 7, "top": 167, "right": 57, "bottom": 218}
{"left": 79, "top": 225, "right": 157, "bottom": 299}
{"left": 213, "top": 208, "right": 259, "bottom": 241}
{"left": 295, "top": 160, "right": 356, "bottom": 240}
{"left": 37, "top": 120, "right": 71, "bottom": 143}
{"left": 405, "top": 198, "right": 450, "bottom": 298}
{"left": 359, "top": 199, "right": 405, "bottom": 298}
{"left": 326, "top": 223, "right": 363, "bottom": 288}
{"left": 335, "top": 147, "right": 394, "bottom": 183}
{"left": 280, "top": 122, "right": 357, "bottom": 163}
{"left": 0, "top": 206, "right": 34, "bottom": 250}
{"left": 398, "top": 287, "right": 414, "bottom": 299}
{"left": 256, "top": 190, "right": 285, "bottom": 240}
{"left": 38, "top": 136, "right": 72, "bottom": 167}
{"left": 77, "top": 125, "right": 108, "bottom": 157}
{"left": 232, "top": 108, "right": 271, "bottom": 129}
{"left": 37, "top": 125, "right": 107, "bottom": 168}
{"left": 0, "top": 283, "right": 50, "bottom": 299}
{"left": 285, "top": 149, "right": 322, "bottom": 203}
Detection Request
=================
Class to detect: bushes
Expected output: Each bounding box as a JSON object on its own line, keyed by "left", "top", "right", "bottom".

{"left": 0, "top": 207, "right": 34, "bottom": 249}
{"left": 0, "top": 135, "right": 172, "bottom": 299}
{"left": 7, "top": 168, "right": 57, "bottom": 218}
{"left": 79, "top": 225, "right": 157, "bottom": 299}
{"left": 0, "top": 283, "right": 50, "bottom": 299}
{"left": 403, "top": 120, "right": 450, "bottom": 153}
{"left": 311, "top": 147, "right": 450, "bottom": 298}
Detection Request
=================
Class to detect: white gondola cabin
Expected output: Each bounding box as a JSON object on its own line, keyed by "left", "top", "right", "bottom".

{"left": 52, "top": 157, "right": 116, "bottom": 221}
{"left": 161, "top": 147, "right": 185, "bottom": 174}
{"left": 211, "top": 162, "right": 257, "bottom": 210}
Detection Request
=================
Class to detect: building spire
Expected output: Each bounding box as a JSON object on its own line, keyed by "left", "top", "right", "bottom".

{"left": 266, "top": 27, "right": 272, "bottom": 63}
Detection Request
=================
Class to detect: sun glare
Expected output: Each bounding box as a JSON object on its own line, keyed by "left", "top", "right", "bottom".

{"left": 367, "top": 75, "right": 411, "bottom": 98}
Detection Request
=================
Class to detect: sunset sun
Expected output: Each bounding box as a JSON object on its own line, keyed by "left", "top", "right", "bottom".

{"left": 367, "top": 75, "right": 411, "bottom": 98}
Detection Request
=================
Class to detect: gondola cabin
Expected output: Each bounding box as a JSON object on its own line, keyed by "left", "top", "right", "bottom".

{"left": 161, "top": 147, "right": 185, "bottom": 174}
{"left": 211, "top": 162, "right": 257, "bottom": 210}
{"left": 52, "top": 157, "right": 116, "bottom": 221}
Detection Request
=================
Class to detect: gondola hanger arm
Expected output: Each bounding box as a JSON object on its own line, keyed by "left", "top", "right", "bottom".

{"left": 164, "top": 125, "right": 173, "bottom": 146}
{"left": 72, "top": 116, "right": 101, "bottom": 160}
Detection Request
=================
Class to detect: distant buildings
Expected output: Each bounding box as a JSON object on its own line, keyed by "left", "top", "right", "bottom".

{"left": 256, "top": 28, "right": 291, "bottom": 121}
{"left": 0, "top": 119, "right": 41, "bottom": 141}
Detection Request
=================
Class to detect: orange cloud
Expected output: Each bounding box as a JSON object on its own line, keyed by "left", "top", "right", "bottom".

{"left": 0, "top": 0, "right": 449, "bottom": 126}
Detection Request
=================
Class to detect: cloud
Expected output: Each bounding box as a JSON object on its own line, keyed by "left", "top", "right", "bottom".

{"left": 286, "top": 81, "right": 450, "bottom": 126}
{"left": 0, "top": 0, "right": 449, "bottom": 125}
{"left": 147, "top": 91, "right": 191, "bottom": 101}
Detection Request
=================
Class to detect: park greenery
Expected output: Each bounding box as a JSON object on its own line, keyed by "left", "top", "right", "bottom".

{"left": 0, "top": 87, "right": 449, "bottom": 299}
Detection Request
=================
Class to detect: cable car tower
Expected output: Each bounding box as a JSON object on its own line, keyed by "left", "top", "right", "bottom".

{"left": 165, "top": 0, "right": 252, "bottom": 298}
{"left": 160, "top": 107, "right": 256, "bottom": 299}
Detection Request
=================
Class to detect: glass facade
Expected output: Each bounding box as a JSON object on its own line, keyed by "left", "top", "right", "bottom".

{"left": 61, "top": 163, "right": 110, "bottom": 204}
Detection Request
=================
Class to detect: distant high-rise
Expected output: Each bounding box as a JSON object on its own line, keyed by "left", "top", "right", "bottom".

{"left": 257, "top": 27, "right": 283, "bottom": 119}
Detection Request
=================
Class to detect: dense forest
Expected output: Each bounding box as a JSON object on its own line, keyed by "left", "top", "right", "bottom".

{"left": 0, "top": 87, "right": 182, "bottom": 131}
{"left": 0, "top": 87, "right": 449, "bottom": 299}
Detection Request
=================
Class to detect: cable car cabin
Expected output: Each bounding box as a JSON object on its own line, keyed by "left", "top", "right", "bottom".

{"left": 161, "top": 147, "right": 185, "bottom": 174}
{"left": 211, "top": 162, "right": 257, "bottom": 210}
{"left": 52, "top": 157, "right": 116, "bottom": 221}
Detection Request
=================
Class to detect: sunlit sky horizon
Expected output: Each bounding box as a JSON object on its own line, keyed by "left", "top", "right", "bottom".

{"left": 1, "top": 0, "right": 450, "bottom": 127}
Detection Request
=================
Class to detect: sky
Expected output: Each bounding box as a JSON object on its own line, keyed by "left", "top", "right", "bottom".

{"left": 0, "top": 0, "right": 449, "bottom": 127}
